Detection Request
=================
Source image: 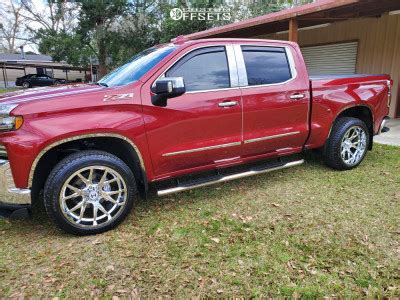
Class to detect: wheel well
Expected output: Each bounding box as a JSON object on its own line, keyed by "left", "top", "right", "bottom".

{"left": 31, "top": 137, "right": 147, "bottom": 204}
{"left": 333, "top": 106, "right": 374, "bottom": 150}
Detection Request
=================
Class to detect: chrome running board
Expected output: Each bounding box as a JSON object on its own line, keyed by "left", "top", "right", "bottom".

{"left": 157, "top": 159, "right": 304, "bottom": 196}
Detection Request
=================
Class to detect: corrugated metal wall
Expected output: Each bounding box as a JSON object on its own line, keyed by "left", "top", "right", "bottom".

{"left": 258, "top": 13, "right": 400, "bottom": 118}
{"left": 301, "top": 41, "right": 358, "bottom": 75}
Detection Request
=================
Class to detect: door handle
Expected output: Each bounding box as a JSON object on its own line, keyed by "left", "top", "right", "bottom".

{"left": 290, "top": 93, "right": 306, "bottom": 100}
{"left": 218, "top": 101, "right": 238, "bottom": 108}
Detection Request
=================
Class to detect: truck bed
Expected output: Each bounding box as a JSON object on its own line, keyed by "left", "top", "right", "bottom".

{"left": 305, "top": 72, "right": 391, "bottom": 150}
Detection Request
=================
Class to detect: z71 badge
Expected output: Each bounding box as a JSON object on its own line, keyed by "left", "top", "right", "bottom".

{"left": 103, "top": 93, "right": 134, "bottom": 102}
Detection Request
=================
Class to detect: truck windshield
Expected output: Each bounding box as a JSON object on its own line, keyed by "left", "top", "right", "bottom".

{"left": 97, "top": 44, "right": 177, "bottom": 87}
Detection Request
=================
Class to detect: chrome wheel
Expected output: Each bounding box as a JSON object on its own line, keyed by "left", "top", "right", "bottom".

{"left": 59, "top": 166, "right": 127, "bottom": 228}
{"left": 340, "top": 126, "right": 367, "bottom": 166}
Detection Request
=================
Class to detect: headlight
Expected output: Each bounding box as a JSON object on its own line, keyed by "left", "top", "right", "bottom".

{"left": 0, "top": 104, "right": 23, "bottom": 131}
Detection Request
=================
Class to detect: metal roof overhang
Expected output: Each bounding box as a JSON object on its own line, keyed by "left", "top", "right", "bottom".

{"left": 0, "top": 61, "right": 90, "bottom": 72}
{"left": 185, "top": 0, "right": 400, "bottom": 39}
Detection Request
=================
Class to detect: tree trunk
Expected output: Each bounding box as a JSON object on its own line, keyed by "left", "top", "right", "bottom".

{"left": 98, "top": 41, "right": 108, "bottom": 78}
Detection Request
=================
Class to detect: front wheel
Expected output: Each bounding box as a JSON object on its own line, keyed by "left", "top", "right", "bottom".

{"left": 22, "top": 81, "right": 31, "bottom": 89}
{"left": 44, "top": 150, "right": 137, "bottom": 235}
{"left": 324, "top": 117, "right": 369, "bottom": 170}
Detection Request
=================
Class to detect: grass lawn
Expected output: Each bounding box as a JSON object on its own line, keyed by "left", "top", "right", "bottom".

{"left": 0, "top": 144, "right": 399, "bottom": 298}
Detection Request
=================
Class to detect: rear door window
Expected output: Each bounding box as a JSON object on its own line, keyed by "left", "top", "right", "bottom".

{"left": 241, "top": 46, "right": 292, "bottom": 86}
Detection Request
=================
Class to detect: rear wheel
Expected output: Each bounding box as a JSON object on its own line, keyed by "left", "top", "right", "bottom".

{"left": 324, "top": 117, "right": 369, "bottom": 170}
{"left": 44, "top": 150, "right": 137, "bottom": 235}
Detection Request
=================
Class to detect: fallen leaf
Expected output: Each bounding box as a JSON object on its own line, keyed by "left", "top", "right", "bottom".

{"left": 271, "top": 203, "right": 281, "bottom": 207}
{"left": 211, "top": 238, "right": 220, "bottom": 243}
{"left": 130, "top": 288, "right": 140, "bottom": 299}
{"left": 106, "top": 265, "right": 115, "bottom": 272}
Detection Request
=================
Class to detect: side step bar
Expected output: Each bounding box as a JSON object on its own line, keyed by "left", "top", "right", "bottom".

{"left": 157, "top": 159, "right": 304, "bottom": 196}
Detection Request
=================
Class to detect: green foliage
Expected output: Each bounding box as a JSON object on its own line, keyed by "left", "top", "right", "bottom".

{"left": 37, "top": 29, "right": 92, "bottom": 66}
{"left": 34, "top": 0, "right": 314, "bottom": 75}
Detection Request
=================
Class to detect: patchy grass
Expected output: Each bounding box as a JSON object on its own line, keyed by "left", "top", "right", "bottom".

{"left": 0, "top": 144, "right": 399, "bottom": 298}
{"left": 0, "top": 88, "right": 20, "bottom": 94}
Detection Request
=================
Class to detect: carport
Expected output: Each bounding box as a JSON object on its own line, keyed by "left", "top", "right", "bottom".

{"left": 0, "top": 55, "right": 93, "bottom": 88}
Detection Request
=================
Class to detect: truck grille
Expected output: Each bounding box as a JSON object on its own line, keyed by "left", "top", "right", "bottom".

{"left": 0, "top": 145, "right": 7, "bottom": 159}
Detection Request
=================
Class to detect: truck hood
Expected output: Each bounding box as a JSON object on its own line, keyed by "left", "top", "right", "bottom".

{"left": 0, "top": 84, "right": 105, "bottom": 106}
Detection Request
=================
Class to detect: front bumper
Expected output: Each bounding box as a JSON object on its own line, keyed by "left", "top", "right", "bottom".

{"left": 0, "top": 159, "right": 31, "bottom": 208}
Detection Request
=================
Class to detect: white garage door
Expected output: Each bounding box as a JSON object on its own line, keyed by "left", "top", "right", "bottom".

{"left": 301, "top": 41, "right": 358, "bottom": 75}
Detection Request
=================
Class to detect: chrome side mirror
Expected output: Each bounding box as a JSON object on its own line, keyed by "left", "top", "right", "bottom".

{"left": 151, "top": 77, "right": 185, "bottom": 107}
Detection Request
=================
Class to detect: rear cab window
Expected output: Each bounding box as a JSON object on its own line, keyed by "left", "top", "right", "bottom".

{"left": 241, "top": 46, "right": 292, "bottom": 86}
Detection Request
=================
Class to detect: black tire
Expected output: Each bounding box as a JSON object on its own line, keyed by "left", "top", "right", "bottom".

{"left": 22, "top": 81, "right": 31, "bottom": 89}
{"left": 324, "top": 117, "right": 370, "bottom": 170}
{"left": 54, "top": 80, "right": 61, "bottom": 85}
{"left": 44, "top": 150, "right": 137, "bottom": 235}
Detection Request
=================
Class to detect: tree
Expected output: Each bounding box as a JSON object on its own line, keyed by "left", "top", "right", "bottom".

{"left": 19, "top": 0, "right": 89, "bottom": 65}
{"left": 25, "top": 0, "right": 314, "bottom": 79}
{"left": 154, "top": 0, "right": 302, "bottom": 44}
{"left": 0, "top": 0, "right": 28, "bottom": 53}
{"left": 78, "top": 0, "right": 132, "bottom": 76}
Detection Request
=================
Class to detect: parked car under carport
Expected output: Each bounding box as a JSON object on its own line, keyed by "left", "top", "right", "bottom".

{"left": 15, "top": 74, "right": 67, "bottom": 88}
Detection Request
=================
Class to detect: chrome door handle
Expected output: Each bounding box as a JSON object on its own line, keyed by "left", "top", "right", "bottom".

{"left": 290, "top": 93, "right": 306, "bottom": 100}
{"left": 218, "top": 101, "right": 238, "bottom": 108}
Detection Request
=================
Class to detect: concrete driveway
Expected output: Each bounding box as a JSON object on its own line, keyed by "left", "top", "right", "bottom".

{"left": 374, "top": 118, "right": 400, "bottom": 146}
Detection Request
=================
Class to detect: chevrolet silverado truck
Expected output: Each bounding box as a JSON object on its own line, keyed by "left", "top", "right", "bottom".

{"left": 0, "top": 38, "right": 392, "bottom": 235}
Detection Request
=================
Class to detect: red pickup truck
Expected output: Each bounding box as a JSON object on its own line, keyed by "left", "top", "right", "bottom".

{"left": 0, "top": 38, "right": 392, "bottom": 235}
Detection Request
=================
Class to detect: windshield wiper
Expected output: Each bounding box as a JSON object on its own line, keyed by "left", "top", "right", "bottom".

{"left": 95, "top": 82, "right": 109, "bottom": 87}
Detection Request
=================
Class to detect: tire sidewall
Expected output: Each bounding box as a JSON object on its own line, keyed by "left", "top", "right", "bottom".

{"left": 45, "top": 152, "right": 136, "bottom": 235}
{"left": 22, "top": 81, "right": 30, "bottom": 88}
{"left": 327, "top": 117, "right": 370, "bottom": 170}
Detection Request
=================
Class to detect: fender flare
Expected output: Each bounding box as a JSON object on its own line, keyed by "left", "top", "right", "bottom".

{"left": 326, "top": 104, "right": 374, "bottom": 140}
{"left": 28, "top": 133, "right": 146, "bottom": 188}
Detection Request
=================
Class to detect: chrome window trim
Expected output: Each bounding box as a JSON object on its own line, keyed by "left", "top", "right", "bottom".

{"left": 153, "top": 44, "right": 240, "bottom": 95}
{"left": 28, "top": 133, "right": 146, "bottom": 187}
{"left": 235, "top": 44, "right": 298, "bottom": 89}
{"left": 226, "top": 45, "right": 240, "bottom": 88}
{"left": 152, "top": 44, "right": 298, "bottom": 94}
{"left": 162, "top": 141, "right": 241, "bottom": 157}
{"left": 244, "top": 131, "right": 300, "bottom": 144}
{"left": 233, "top": 44, "right": 248, "bottom": 87}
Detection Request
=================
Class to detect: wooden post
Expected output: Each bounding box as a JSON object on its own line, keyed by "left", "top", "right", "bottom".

{"left": 289, "top": 18, "right": 298, "bottom": 43}
{"left": 396, "top": 82, "right": 400, "bottom": 118}
{"left": 4, "top": 67, "right": 8, "bottom": 88}
{"left": 2, "top": 67, "right": 6, "bottom": 88}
